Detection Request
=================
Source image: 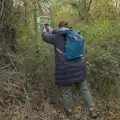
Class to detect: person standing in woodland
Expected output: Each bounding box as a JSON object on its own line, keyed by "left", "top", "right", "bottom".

{"left": 41, "top": 21, "right": 98, "bottom": 119}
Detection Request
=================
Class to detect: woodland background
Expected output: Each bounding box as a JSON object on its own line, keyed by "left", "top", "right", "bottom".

{"left": 0, "top": 0, "right": 120, "bottom": 119}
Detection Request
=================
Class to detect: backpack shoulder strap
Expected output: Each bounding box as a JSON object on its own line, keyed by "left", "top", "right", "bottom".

{"left": 56, "top": 48, "right": 63, "bottom": 55}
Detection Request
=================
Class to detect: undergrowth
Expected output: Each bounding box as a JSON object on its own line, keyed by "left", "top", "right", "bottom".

{"left": 0, "top": 20, "right": 120, "bottom": 119}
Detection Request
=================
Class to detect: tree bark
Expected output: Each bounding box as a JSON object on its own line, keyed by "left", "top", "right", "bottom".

{"left": 83, "top": 0, "right": 88, "bottom": 22}
{"left": 0, "top": 0, "right": 17, "bottom": 65}
{"left": 87, "top": 0, "right": 92, "bottom": 12}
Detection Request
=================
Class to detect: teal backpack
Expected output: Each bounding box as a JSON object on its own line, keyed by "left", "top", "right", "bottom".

{"left": 56, "top": 29, "right": 84, "bottom": 60}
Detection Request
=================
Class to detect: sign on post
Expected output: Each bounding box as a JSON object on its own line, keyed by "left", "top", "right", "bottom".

{"left": 36, "top": 16, "right": 51, "bottom": 33}
{"left": 37, "top": 17, "right": 41, "bottom": 23}
{"left": 37, "top": 17, "right": 41, "bottom": 32}
{"left": 39, "top": 16, "right": 51, "bottom": 24}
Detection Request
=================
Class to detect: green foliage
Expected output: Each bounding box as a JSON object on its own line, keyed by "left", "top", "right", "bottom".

{"left": 75, "top": 20, "right": 120, "bottom": 42}
{"left": 86, "top": 39, "right": 120, "bottom": 100}
{"left": 90, "top": 0, "right": 118, "bottom": 20}
{"left": 75, "top": 20, "right": 120, "bottom": 100}
{"left": 1, "top": 0, "right": 120, "bottom": 119}
{"left": 69, "top": 0, "right": 92, "bottom": 22}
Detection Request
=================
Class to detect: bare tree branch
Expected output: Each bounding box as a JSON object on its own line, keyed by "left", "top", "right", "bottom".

{"left": 87, "top": 0, "right": 92, "bottom": 12}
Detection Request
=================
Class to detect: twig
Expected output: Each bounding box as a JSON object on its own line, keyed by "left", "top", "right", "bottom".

{"left": 0, "top": 0, "right": 4, "bottom": 19}
{"left": 0, "top": 0, "right": 5, "bottom": 28}
{"left": 0, "top": 64, "right": 11, "bottom": 70}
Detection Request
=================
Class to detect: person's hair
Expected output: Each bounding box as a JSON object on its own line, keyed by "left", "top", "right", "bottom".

{"left": 58, "top": 21, "right": 68, "bottom": 28}
{"left": 45, "top": 23, "right": 49, "bottom": 27}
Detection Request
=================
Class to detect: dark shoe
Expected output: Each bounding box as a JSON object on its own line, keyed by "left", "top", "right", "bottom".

{"left": 89, "top": 107, "right": 98, "bottom": 119}
{"left": 64, "top": 108, "right": 73, "bottom": 119}
{"left": 65, "top": 109, "right": 73, "bottom": 116}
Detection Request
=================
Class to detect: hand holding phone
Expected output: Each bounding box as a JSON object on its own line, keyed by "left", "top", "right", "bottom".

{"left": 42, "top": 24, "right": 53, "bottom": 33}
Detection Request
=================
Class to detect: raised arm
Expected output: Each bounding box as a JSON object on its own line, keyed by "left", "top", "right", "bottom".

{"left": 41, "top": 32, "right": 56, "bottom": 44}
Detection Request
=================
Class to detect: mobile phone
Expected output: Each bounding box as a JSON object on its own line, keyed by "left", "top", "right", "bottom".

{"left": 44, "top": 23, "right": 49, "bottom": 32}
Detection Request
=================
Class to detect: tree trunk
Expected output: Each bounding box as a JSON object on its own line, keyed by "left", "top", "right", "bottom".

{"left": 0, "top": 0, "right": 17, "bottom": 65}
{"left": 83, "top": 0, "right": 88, "bottom": 22}
{"left": 78, "top": 9, "right": 85, "bottom": 20}
{"left": 87, "top": 0, "right": 92, "bottom": 12}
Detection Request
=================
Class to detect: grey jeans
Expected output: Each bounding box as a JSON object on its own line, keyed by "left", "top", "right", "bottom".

{"left": 58, "top": 80, "right": 95, "bottom": 111}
